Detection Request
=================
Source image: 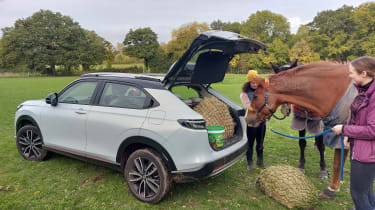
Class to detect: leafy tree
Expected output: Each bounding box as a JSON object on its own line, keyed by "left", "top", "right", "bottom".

{"left": 79, "top": 30, "right": 106, "bottom": 72}
{"left": 241, "top": 10, "right": 291, "bottom": 43}
{"left": 104, "top": 41, "right": 115, "bottom": 69}
{"left": 210, "top": 20, "right": 241, "bottom": 34}
{"left": 309, "top": 5, "right": 355, "bottom": 36}
{"left": 290, "top": 39, "right": 320, "bottom": 63}
{"left": 289, "top": 24, "right": 309, "bottom": 48}
{"left": 307, "top": 5, "right": 355, "bottom": 62}
{"left": 352, "top": 2, "right": 375, "bottom": 37}
{"left": 350, "top": 2, "right": 375, "bottom": 58}
{"left": 165, "top": 22, "right": 210, "bottom": 61}
{"left": 148, "top": 48, "right": 173, "bottom": 73}
{"left": 0, "top": 38, "right": 4, "bottom": 67}
{"left": 0, "top": 10, "right": 84, "bottom": 74}
{"left": 210, "top": 20, "right": 226, "bottom": 30}
{"left": 262, "top": 38, "right": 290, "bottom": 67}
{"left": 244, "top": 51, "right": 268, "bottom": 73}
{"left": 123, "top": 27, "right": 159, "bottom": 71}
{"left": 228, "top": 54, "right": 240, "bottom": 73}
{"left": 223, "top": 22, "right": 241, "bottom": 34}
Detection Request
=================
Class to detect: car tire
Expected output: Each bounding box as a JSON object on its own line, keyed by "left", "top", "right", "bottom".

{"left": 124, "top": 148, "right": 171, "bottom": 204}
{"left": 16, "top": 125, "right": 48, "bottom": 161}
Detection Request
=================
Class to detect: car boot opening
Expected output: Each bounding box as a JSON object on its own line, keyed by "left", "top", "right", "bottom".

{"left": 171, "top": 84, "right": 243, "bottom": 150}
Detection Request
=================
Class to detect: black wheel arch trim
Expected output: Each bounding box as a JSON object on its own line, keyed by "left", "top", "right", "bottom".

{"left": 16, "top": 115, "right": 41, "bottom": 133}
{"left": 116, "top": 136, "right": 177, "bottom": 171}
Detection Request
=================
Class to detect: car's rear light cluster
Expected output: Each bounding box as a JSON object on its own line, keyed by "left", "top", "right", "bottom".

{"left": 177, "top": 119, "right": 206, "bottom": 130}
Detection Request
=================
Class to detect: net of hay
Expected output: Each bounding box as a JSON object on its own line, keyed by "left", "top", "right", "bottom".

{"left": 256, "top": 165, "right": 318, "bottom": 209}
{"left": 193, "top": 96, "right": 235, "bottom": 139}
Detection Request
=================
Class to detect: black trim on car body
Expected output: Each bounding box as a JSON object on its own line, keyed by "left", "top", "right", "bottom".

{"left": 172, "top": 141, "right": 248, "bottom": 181}
{"left": 116, "top": 136, "right": 177, "bottom": 172}
{"left": 81, "top": 75, "right": 167, "bottom": 90}
{"left": 16, "top": 115, "right": 40, "bottom": 133}
{"left": 42, "top": 145, "right": 122, "bottom": 172}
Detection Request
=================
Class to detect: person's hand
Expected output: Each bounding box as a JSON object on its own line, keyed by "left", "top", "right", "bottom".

{"left": 343, "top": 136, "right": 350, "bottom": 148}
{"left": 332, "top": 125, "right": 343, "bottom": 135}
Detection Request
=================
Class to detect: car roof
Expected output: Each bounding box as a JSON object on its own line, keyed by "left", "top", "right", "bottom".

{"left": 81, "top": 72, "right": 166, "bottom": 90}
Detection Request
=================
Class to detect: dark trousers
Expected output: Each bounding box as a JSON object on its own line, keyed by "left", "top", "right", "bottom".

{"left": 246, "top": 122, "right": 266, "bottom": 163}
{"left": 350, "top": 159, "right": 375, "bottom": 210}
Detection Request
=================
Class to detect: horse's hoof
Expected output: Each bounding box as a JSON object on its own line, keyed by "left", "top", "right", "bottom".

{"left": 318, "top": 170, "right": 329, "bottom": 179}
{"left": 319, "top": 188, "right": 336, "bottom": 199}
{"left": 299, "top": 168, "right": 305, "bottom": 174}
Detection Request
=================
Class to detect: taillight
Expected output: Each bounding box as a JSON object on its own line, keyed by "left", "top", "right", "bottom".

{"left": 177, "top": 119, "right": 206, "bottom": 130}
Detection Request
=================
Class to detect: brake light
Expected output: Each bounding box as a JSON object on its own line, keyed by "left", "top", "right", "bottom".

{"left": 177, "top": 119, "right": 206, "bottom": 130}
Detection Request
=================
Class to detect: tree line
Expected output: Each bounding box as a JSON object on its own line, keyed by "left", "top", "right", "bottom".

{"left": 1, "top": 2, "right": 375, "bottom": 75}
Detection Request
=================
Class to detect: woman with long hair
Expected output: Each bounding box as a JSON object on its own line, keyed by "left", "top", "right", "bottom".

{"left": 240, "top": 70, "right": 266, "bottom": 172}
{"left": 332, "top": 56, "right": 375, "bottom": 210}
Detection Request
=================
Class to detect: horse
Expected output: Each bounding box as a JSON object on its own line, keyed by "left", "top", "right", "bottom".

{"left": 246, "top": 62, "right": 357, "bottom": 198}
{"left": 270, "top": 60, "right": 328, "bottom": 179}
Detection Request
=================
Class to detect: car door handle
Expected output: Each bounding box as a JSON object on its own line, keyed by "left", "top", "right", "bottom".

{"left": 75, "top": 108, "right": 87, "bottom": 115}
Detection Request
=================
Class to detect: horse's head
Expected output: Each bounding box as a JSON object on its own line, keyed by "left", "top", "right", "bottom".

{"left": 246, "top": 77, "right": 280, "bottom": 127}
{"left": 246, "top": 60, "right": 300, "bottom": 126}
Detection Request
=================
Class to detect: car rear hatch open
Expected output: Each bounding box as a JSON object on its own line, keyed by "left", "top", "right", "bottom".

{"left": 162, "top": 30, "right": 267, "bottom": 88}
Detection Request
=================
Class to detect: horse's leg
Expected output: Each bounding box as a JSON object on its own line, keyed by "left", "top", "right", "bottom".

{"left": 316, "top": 135, "right": 328, "bottom": 179}
{"left": 329, "top": 148, "right": 349, "bottom": 191}
{"left": 320, "top": 148, "right": 350, "bottom": 199}
{"left": 298, "top": 129, "right": 306, "bottom": 173}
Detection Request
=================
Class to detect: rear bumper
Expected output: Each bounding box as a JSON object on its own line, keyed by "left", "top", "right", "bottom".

{"left": 171, "top": 141, "right": 248, "bottom": 182}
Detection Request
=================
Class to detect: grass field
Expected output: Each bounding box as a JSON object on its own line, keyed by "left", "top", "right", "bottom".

{"left": 0, "top": 74, "right": 353, "bottom": 209}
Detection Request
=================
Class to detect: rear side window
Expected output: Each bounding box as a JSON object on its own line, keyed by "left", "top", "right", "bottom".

{"left": 99, "top": 83, "right": 147, "bottom": 109}
{"left": 59, "top": 81, "right": 97, "bottom": 105}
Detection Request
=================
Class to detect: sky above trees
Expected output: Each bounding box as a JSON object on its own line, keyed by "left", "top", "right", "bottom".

{"left": 0, "top": 0, "right": 370, "bottom": 44}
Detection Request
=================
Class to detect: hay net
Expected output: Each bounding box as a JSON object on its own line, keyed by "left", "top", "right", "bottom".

{"left": 256, "top": 165, "right": 318, "bottom": 209}
{"left": 193, "top": 95, "right": 235, "bottom": 138}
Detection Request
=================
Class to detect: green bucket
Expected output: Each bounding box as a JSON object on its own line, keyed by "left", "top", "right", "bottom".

{"left": 207, "top": 126, "right": 225, "bottom": 148}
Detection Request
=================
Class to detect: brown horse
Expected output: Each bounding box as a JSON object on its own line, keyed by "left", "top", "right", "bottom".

{"left": 271, "top": 61, "right": 327, "bottom": 179}
{"left": 246, "top": 62, "right": 355, "bottom": 198}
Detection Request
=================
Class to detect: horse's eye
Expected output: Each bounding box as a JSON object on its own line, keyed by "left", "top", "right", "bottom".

{"left": 253, "top": 95, "right": 257, "bottom": 99}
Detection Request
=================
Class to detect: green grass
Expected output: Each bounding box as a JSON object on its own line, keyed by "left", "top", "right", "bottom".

{"left": 0, "top": 75, "right": 353, "bottom": 209}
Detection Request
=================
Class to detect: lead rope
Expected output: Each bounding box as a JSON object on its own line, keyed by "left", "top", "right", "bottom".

{"left": 270, "top": 127, "right": 345, "bottom": 182}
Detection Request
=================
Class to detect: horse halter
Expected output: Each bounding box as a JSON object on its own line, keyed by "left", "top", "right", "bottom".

{"left": 254, "top": 87, "right": 288, "bottom": 122}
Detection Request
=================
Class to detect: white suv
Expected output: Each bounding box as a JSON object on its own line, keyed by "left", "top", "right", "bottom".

{"left": 14, "top": 31, "right": 267, "bottom": 203}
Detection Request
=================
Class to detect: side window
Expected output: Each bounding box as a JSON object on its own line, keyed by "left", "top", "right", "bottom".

{"left": 99, "top": 83, "right": 147, "bottom": 109}
{"left": 59, "top": 81, "right": 97, "bottom": 105}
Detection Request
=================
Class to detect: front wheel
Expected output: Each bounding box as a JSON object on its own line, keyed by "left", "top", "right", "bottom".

{"left": 124, "top": 148, "right": 171, "bottom": 204}
{"left": 16, "top": 125, "right": 48, "bottom": 161}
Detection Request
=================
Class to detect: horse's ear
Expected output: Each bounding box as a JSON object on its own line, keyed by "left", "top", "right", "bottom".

{"left": 264, "top": 78, "right": 269, "bottom": 88}
{"left": 270, "top": 62, "right": 281, "bottom": 74}
{"left": 290, "top": 59, "right": 298, "bottom": 68}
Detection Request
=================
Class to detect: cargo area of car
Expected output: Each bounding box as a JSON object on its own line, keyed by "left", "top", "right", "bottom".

{"left": 170, "top": 84, "right": 243, "bottom": 151}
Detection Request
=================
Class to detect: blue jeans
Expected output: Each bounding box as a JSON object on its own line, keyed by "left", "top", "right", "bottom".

{"left": 350, "top": 159, "right": 375, "bottom": 210}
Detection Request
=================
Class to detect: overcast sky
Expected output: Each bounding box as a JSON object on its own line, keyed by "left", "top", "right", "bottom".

{"left": 0, "top": 0, "right": 370, "bottom": 45}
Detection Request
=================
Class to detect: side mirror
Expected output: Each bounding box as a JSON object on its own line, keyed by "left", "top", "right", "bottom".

{"left": 45, "top": 93, "right": 58, "bottom": 106}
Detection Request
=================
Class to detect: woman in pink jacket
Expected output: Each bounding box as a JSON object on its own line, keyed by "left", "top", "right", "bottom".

{"left": 240, "top": 70, "right": 266, "bottom": 172}
{"left": 332, "top": 56, "right": 375, "bottom": 210}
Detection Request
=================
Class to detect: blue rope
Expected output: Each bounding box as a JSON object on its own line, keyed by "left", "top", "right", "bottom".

{"left": 270, "top": 128, "right": 345, "bottom": 181}
{"left": 270, "top": 128, "right": 332, "bottom": 139}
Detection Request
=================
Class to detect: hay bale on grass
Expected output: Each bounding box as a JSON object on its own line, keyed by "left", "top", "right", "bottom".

{"left": 256, "top": 165, "right": 318, "bottom": 209}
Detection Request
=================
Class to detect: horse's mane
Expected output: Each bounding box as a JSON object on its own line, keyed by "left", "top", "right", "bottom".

{"left": 269, "top": 62, "right": 348, "bottom": 80}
